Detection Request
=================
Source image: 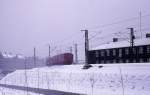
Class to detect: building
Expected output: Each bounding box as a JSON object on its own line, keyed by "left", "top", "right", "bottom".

{"left": 88, "top": 37, "right": 150, "bottom": 64}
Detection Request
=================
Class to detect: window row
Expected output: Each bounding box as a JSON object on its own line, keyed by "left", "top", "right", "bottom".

{"left": 94, "top": 46, "right": 150, "bottom": 57}
{"left": 95, "top": 58, "right": 150, "bottom": 63}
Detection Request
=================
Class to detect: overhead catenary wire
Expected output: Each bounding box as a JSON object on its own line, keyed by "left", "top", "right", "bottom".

{"left": 34, "top": 13, "right": 150, "bottom": 60}
{"left": 87, "top": 14, "right": 150, "bottom": 30}
{"left": 47, "top": 14, "right": 150, "bottom": 49}
{"left": 89, "top": 29, "right": 131, "bottom": 48}
{"left": 90, "top": 26, "right": 150, "bottom": 49}
{"left": 89, "top": 31, "right": 102, "bottom": 40}
{"left": 56, "top": 31, "right": 82, "bottom": 45}
{"left": 37, "top": 13, "right": 150, "bottom": 50}
{"left": 90, "top": 21, "right": 150, "bottom": 45}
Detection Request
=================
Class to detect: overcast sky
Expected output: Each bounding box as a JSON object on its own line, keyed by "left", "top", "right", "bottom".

{"left": 0, "top": 0, "right": 150, "bottom": 59}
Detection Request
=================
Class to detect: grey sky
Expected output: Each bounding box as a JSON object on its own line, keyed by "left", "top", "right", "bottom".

{"left": 0, "top": 0, "right": 150, "bottom": 59}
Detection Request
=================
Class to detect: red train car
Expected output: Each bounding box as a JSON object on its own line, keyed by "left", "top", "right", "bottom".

{"left": 46, "top": 53, "right": 73, "bottom": 65}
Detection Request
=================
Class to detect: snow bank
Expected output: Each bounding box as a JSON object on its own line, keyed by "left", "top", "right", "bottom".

{"left": 0, "top": 63, "right": 150, "bottom": 95}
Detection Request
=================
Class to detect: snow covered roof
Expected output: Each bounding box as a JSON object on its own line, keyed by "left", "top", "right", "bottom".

{"left": 0, "top": 52, "right": 24, "bottom": 59}
{"left": 91, "top": 38, "right": 150, "bottom": 50}
{"left": 16, "top": 54, "right": 25, "bottom": 59}
{"left": 1, "top": 52, "right": 15, "bottom": 58}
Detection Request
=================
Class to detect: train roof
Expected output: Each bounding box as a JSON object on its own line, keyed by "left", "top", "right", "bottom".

{"left": 91, "top": 38, "right": 150, "bottom": 50}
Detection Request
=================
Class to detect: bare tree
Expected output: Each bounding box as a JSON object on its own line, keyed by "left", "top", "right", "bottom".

{"left": 89, "top": 74, "right": 97, "bottom": 95}
{"left": 119, "top": 67, "right": 125, "bottom": 95}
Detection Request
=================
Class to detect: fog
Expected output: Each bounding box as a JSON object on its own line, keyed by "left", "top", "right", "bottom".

{"left": 0, "top": 0, "right": 150, "bottom": 60}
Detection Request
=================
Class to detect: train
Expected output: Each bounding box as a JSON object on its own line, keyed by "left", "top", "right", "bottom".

{"left": 46, "top": 53, "right": 73, "bottom": 65}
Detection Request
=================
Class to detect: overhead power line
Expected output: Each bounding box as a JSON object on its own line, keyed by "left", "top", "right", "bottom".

{"left": 87, "top": 14, "right": 150, "bottom": 30}
{"left": 89, "top": 31, "right": 102, "bottom": 40}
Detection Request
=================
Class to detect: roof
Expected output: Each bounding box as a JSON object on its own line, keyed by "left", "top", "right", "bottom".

{"left": 91, "top": 38, "right": 150, "bottom": 50}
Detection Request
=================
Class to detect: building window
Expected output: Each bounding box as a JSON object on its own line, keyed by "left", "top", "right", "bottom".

{"left": 132, "top": 48, "right": 136, "bottom": 54}
{"left": 106, "top": 50, "right": 110, "bottom": 56}
{"left": 148, "top": 58, "right": 150, "bottom": 62}
{"left": 95, "top": 51, "right": 99, "bottom": 57}
{"left": 99, "top": 60, "right": 101, "bottom": 63}
{"left": 119, "top": 59, "right": 123, "bottom": 63}
{"left": 112, "top": 60, "right": 115, "bottom": 63}
{"left": 139, "top": 47, "right": 143, "bottom": 54}
{"left": 140, "top": 58, "right": 143, "bottom": 62}
{"left": 119, "top": 49, "right": 122, "bottom": 57}
{"left": 133, "top": 59, "right": 136, "bottom": 63}
{"left": 125, "top": 48, "right": 129, "bottom": 55}
{"left": 126, "top": 59, "right": 129, "bottom": 63}
{"left": 96, "top": 60, "right": 99, "bottom": 64}
{"left": 113, "top": 49, "right": 116, "bottom": 56}
{"left": 101, "top": 60, "right": 104, "bottom": 63}
{"left": 101, "top": 50, "right": 105, "bottom": 56}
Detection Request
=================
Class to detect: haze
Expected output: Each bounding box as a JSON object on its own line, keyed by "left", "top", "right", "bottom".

{"left": 0, "top": 0, "right": 150, "bottom": 60}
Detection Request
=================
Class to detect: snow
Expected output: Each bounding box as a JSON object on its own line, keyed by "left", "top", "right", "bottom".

{"left": 0, "top": 52, "right": 25, "bottom": 59}
{"left": 91, "top": 38, "right": 150, "bottom": 50}
{"left": 16, "top": 54, "right": 25, "bottom": 59}
{"left": 1, "top": 52, "right": 15, "bottom": 58}
{"left": 0, "top": 87, "right": 42, "bottom": 95}
{"left": 0, "top": 63, "right": 150, "bottom": 95}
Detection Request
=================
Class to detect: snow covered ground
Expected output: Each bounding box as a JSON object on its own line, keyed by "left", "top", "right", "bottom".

{"left": 0, "top": 87, "right": 41, "bottom": 95}
{"left": 0, "top": 63, "right": 150, "bottom": 95}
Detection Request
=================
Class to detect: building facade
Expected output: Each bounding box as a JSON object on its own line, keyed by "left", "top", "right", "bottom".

{"left": 88, "top": 38, "right": 150, "bottom": 64}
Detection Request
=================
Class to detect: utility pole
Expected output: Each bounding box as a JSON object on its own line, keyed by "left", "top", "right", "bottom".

{"left": 139, "top": 11, "right": 142, "bottom": 38}
{"left": 49, "top": 45, "right": 50, "bottom": 58}
{"left": 81, "top": 29, "right": 92, "bottom": 69}
{"left": 24, "top": 58, "right": 28, "bottom": 95}
{"left": 81, "top": 30, "right": 89, "bottom": 64}
{"left": 48, "top": 45, "right": 51, "bottom": 65}
{"left": 74, "top": 43, "right": 78, "bottom": 64}
{"left": 33, "top": 47, "right": 39, "bottom": 94}
{"left": 34, "top": 47, "right": 36, "bottom": 67}
{"left": 128, "top": 28, "right": 135, "bottom": 63}
{"left": 128, "top": 28, "right": 135, "bottom": 48}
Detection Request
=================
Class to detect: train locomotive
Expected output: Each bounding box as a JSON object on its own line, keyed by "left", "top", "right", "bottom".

{"left": 46, "top": 53, "right": 73, "bottom": 65}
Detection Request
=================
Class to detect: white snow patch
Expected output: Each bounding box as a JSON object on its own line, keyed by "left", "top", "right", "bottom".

{"left": 0, "top": 63, "right": 150, "bottom": 95}
{"left": 92, "top": 38, "right": 150, "bottom": 50}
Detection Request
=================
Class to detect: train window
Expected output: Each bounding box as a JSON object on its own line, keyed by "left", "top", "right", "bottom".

{"left": 125, "top": 48, "right": 129, "bottom": 55}
{"left": 139, "top": 47, "right": 143, "bottom": 54}
{"left": 95, "top": 51, "right": 99, "bottom": 57}
{"left": 113, "top": 49, "right": 116, "bottom": 56}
